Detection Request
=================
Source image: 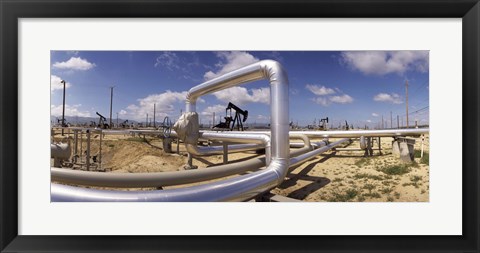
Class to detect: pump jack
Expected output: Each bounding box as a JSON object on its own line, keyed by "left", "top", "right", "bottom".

{"left": 319, "top": 117, "right": 328, "bottom": 130}
{"left": 96, "top": 112, "right": 110, "bottom": 129}
{"left": 213, "top": 102, "right": 249, "bottom": 131}
{"left": 121, "top": 120, "right": 129, "bottom": 128}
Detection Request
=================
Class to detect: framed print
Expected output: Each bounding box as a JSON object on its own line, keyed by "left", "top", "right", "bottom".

{"left": 1, "top": 0, "right": 479, "bottom": 252}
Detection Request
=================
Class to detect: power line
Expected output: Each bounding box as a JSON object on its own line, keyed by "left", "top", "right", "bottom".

{"left": 399, "top": 106, "right": 429, "bottom": 117}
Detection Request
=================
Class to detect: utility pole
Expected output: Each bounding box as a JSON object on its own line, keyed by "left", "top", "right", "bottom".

{"left": 212, "top": 112, "right": 215, "bottom": 128}
{"left": 390, "top": 111, "right": 393, "bottom": 129}
{"left": 116, "top": 112, "right": 119, "bottom": 127}
{"left": 153, "top": 103, "right": 156, "bottom": 128}
{"left": 397, "top": 115, "right": 399, "bottom": 128}
{"left": 61, "top": 80, "right": 66, "bottom": 135}
{"left": 109, "top": 86, "right": 114, "bottom": 129}
{"left": 382, "top": 115, "right": 384, "bottom": 129}
{"left": 146, "top": 114, "right": 148, "bottom": 127}
{"left": 405, "top": 79, "right": 409, "bottom": 128}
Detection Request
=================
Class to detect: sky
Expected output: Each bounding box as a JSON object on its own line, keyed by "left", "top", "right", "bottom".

{"left": 50, "top": 51, "right": 429, "bottom": 128}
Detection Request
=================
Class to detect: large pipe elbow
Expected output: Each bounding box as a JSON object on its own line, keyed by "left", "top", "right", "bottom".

{"left": 51, "top": 143, "right": 71, "bottom": 160}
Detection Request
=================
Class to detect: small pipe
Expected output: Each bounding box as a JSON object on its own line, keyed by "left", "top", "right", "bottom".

{"left": 421, "top": 135, "right": 424, "bottom": 158}
{"left": 223, "top": 143, "right": 228, "bottom": 164}
{"left": 86, "top": 130, "right": 90, "bottom": 171}
{"left": 176, "top": 138, "right": 180, "bottom": 154}
{"left": 73, "top": 130, "right": 78, "bottom": 163}
{"left": 334, "top": 148, "right": 382, "bottom": 151}
{"left": 99, "top": 129, "right": 103, "bottom": 165}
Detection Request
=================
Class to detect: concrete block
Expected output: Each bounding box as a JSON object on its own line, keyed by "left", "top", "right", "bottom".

{"left": 392, "top": 140, "right": 400, "bottom": 156}
{"left": 398, "top": 138, "right": 416, "bottom": 163}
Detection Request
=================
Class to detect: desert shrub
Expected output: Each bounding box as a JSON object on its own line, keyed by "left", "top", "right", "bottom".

{"left": 328, "top": 189, "right": 359, "bottom": 202}
{"left": 378, "top": 164, "right": 411, "bottom": 175}
{"left": 355, "top": 158, "right": 370, "bottom": 167}
{"left": 353, "top": 173, "right": 383, "bottom": 181}
{"left": 420, "top": 151, "right": 429, "bottom": 165}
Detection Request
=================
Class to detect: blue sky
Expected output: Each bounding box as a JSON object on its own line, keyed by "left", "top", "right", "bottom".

{"left": 50, "top": 51, "right": 429, "bottom": 128}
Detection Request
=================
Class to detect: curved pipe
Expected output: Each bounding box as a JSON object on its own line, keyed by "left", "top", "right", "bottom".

{"left": 52, "top": 60, "right": 289, "bottom": 202}
{"left": 186, "top": 132, "right": 271, "bottom": 162}
{"left": 51, "top": 143, "right": 71, "bottom": 160}
{"left": 290, "top": 133, "right": 312, "bottom": 150}
{"left": 52, "top": 165, "right": 282, "bottom": 202}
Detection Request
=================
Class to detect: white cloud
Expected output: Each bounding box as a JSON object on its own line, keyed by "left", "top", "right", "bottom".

{"left": 204, "top": 51, "right": 259, "bottom": 80}
{"left": 123, "top": 90, "right": 188, "bottom": 121}
{"left": 374, "top": 93, "right": 403, "bottom": 104}
{"left": 154, "top": 51, "right": 180, "bottom": 70}
{"left": 212, "top": 86, "right": 270, "bottom": 105}
{"left": 51, "top": 104, "right": 91, "bottom": 117}
{"left": 366, "top": 120, "right": 372, "bottom": 123}
{"left": 310, "top": 92, "right": 354, "bottom": 106}
{"left": 201, "top": 104, "right": 225, "bottom": 116}
{"left": 52, "top": 57, "right": 95, "bottom": 71}
{"left": 372, "top": 113, "right": 379, "bottom": 117}
{"left": 312, "top": 97, "right": 330, "bottom": 106}
{"left": 119, "top": 110, "right": 127, "bottom": 115}
{"left": 305, "top": 84, "right": 336, "bottom": 96}
{"left": 340, "top": 51, "right": 429, "bottom": 76}
{"left": 51, "top": 75, "right": 71, "bottom": 92}
{"left": 330, "top": 94, "right": 353, "bottom": 104}
{"left": 306, "top": 83, "right": 353, "bottom": 106}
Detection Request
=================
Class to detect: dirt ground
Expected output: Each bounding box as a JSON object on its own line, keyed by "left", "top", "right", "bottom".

{"left": 52, "top": 129, "right": 429, "bottom": 202}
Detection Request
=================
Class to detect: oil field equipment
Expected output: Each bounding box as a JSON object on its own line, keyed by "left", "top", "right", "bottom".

{"left": 213, "top": 102, "right": 248, "bottom": 131}
{"left": 96, "top": 112, "right": 110, "bottom": 129}
{"left": 319, "top": 117, "right": 328, "bottom": 130}
{"left": 121, "top": 120, "right": 129, "bottom": 128}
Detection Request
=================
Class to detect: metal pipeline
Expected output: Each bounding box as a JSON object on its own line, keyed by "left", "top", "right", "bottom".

{"left": 186, "top": 132, "right": 270, "bottom": 161}
{"left": 52, "top": 60, "right": 290, "bottom": 201}
{"left": 51, "top": 157, "right": 265, "bottom": 188}
{"left": 290, "top": 138, "right": 351, "bottom": 168}
{"left": 50, "top": 139, "right": 335, "bottom": 198}
{"left": 52, "top": 167, "right": 280, "bottom": 202}
{"left": 51, "top": 142, "right": 316, "bottom": 189}
{"left": 51, "top": 133, "right": 314, "bottom": 188}
{"left": 229, "top": 128, "right": 429, "bottom": 138}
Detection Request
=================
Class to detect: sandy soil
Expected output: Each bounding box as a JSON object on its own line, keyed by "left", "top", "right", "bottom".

{"left": 52, "top": 129, "right": 429, "bottom": 202}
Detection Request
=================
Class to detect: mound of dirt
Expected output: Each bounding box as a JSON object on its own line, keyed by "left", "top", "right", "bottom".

{"left": 101, "top": 139, "right": 186, "bottom": 173}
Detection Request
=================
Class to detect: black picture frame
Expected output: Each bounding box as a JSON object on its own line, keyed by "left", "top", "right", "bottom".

{"left": 1, "top": 0, "right": 479, "bottom": 252}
